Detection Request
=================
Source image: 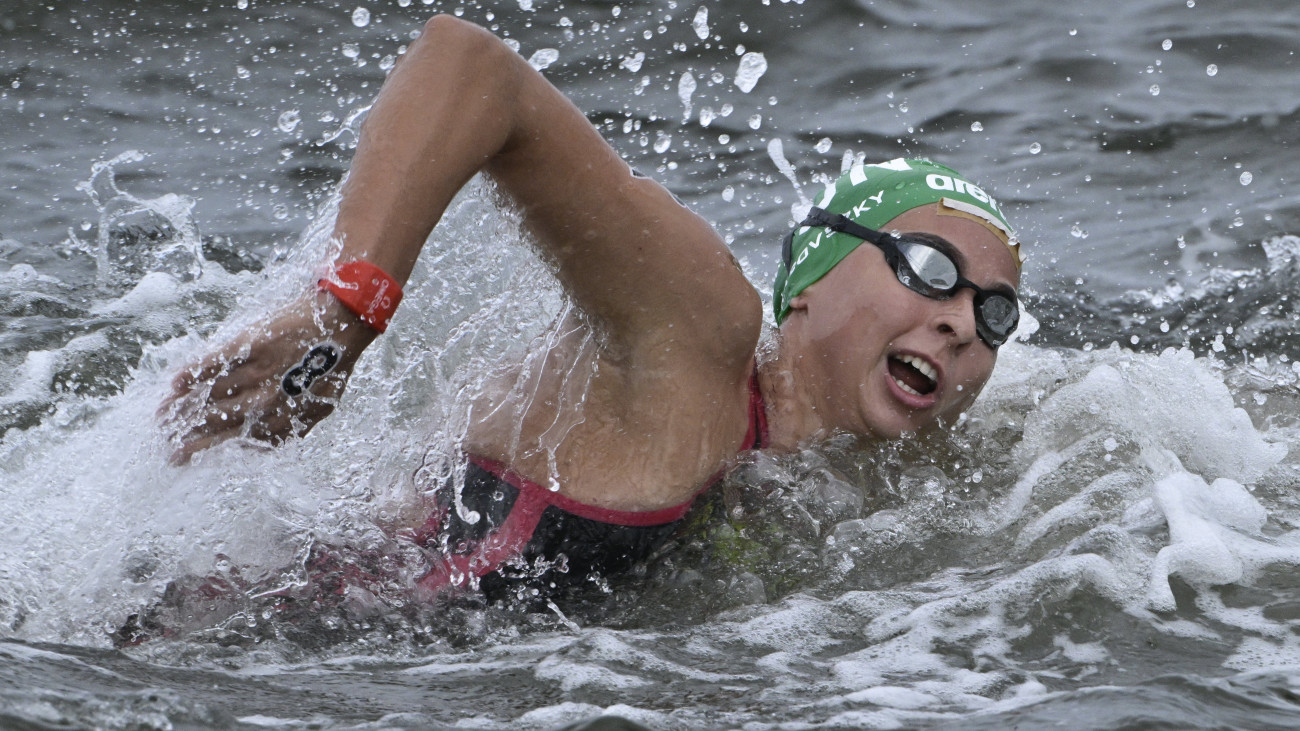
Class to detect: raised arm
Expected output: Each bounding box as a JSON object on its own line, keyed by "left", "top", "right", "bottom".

{"left": 164, "top": 15, "right": 760, "bottom": 460}
{"left": 336, "top": 15, "right": 758, "bottom": 349}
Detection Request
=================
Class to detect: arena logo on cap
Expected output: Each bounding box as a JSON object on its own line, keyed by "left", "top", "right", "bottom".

{"left": 925, "top": 173, "right": 994, "bottom": 206}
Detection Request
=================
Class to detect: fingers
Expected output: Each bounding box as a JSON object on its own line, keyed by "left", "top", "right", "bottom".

{"left": 166, "top": 386, "right": 341, "bottom": 464}
{"left": 160, "top": 340, "right": 257, "bottom": 418}
{"left": 162, "top": 350, "right": 348, "bottom": 463}
{"left": 159, "top": 294, "right": 369, "bottom": 463}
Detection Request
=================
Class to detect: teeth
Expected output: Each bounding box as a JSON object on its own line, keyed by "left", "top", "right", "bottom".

{"left": 898, "top": 355, "right": 937, "bottom": 385}
{"left": 893, "top": 378, "right": 921, "bottom": 396}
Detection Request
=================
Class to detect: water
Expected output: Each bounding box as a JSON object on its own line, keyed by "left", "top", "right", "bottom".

{"left": 5, "top": 0, "right": 1300, "bottom": 728}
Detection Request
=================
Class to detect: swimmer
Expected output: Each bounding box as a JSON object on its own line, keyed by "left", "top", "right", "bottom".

{"left": 161, "top": 15, "right": 1022, "bottom": 599}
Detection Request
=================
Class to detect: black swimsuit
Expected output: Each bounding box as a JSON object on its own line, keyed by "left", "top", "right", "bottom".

{"left": 415, "top": 373, "right": 768, "bottom": 598}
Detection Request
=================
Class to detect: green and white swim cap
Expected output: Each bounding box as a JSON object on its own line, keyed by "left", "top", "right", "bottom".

{"left": 772, "top": 158, "right": 1021, "bottom": 323}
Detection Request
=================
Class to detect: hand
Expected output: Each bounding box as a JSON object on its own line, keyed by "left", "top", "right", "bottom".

{"left": 160, "top": 291, "right": 377, "bottom": 463}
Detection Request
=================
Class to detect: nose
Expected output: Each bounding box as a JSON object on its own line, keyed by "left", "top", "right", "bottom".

{"left": 932, "top": 289, "right": 979, "bottom": 346}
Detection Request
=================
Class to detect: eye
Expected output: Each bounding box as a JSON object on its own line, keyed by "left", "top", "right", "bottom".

{"left": 897, "top": 241, "right": 958, "bottom": 290}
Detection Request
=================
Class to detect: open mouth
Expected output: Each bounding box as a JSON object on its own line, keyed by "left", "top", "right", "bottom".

{"left": 887, "top": 354, "right": 938, "bottom": 397}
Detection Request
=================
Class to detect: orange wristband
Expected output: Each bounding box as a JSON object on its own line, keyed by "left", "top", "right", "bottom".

{"left": 319, "top": 261, "right": 403, "bottom": 333}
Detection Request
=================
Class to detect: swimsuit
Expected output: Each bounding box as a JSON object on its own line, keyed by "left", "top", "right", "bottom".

{"left": 415, "top": 372, "right": 768, "bottom": 599}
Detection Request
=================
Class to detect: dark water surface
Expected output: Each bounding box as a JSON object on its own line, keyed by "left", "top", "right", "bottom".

{"left": 5, "top": 0, "right": 1300, "bottom": 728}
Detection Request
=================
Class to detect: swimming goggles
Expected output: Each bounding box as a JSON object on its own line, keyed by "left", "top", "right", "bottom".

{"left": 783, "top": 207, "right": 1020, "bottom": 347}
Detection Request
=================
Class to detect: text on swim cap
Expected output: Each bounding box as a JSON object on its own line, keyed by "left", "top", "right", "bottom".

{"left": 925, "top": 173, "right": 998, "bottom": 210}
{"left": 850, "top": 191, "right": 885, "bottom": 219}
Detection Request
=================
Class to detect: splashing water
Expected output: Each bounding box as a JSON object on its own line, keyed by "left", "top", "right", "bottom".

{"left": 528, "top": 48, "right": 560, "bottom": 70}
{"left": 678, "top": 72, "right": 697, "bottom": 123}
{"left": 692, "top": 6, "right": 710, "bottom": 40}
{"left": 766, "top": 138, "right": 807, "bottom": 216}
{"left": 734, "top": 52, "right": 768, "bottom": 93}
{"left": 73, "top": 151, "right": 204, "bottom": 289}
{"left": 0, "top": 156, "right": 565, "bottom": 647}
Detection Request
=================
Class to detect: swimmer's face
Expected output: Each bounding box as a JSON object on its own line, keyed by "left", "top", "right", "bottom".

{"left": 781, "top": 203, "right": 1020, "bottom": 439}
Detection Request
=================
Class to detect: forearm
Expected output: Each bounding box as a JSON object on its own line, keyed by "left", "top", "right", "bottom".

{"left": 331, "top": 15, "right": 524, "bottom": 283}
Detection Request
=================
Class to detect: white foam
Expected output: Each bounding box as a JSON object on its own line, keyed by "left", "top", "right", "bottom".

{"left": 845, "top": 685, "right": 940, "bottom": 710}
{"left": 514, "top": 702, "right": 604, "bottom": 727}
{"left": 534, "top": 655, "right": 649, "bottom": 691}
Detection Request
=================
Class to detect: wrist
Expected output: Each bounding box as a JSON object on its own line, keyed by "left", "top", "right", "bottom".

{"left": 314, "top": 290, "right": 380, "bottom": 353}
{"left": 318, "top": 260, "right": 404, "bottom": 333}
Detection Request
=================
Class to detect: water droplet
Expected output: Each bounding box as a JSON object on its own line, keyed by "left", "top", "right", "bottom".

{"left": 236, "top": 66, "right": 250, "bottom": 80}
{"left": 815, "top": 137, "right": 832, "bottom": 154}
{"left": 1068, "top": 28, "right": 1078, "bottom": 36}
{"left": 970, "top": 121, "right": 984, "bottom": 132}
{"left": 719, "top": 103, "right": 733, "bottom": 117}
{"left": 1104, "top": 437, "right": 1119, "bottom": 452}
{"left": 1130, "top": 335, "right": 1140, "bottom": 345}
{"left": 619, "top": 51, "right": 644, "bottom": 72}
{"left": 272, "top": 204, "right": 289, "bottom": 220}
{"left": 1160, "top": 321, "right": 1170, "bottom": 333}
{"left": 692, "top": 6, "right": 709, "bottom": 40}
{"left": 517, "top": 0, "right": 534, "bottom": 10}
{"left": 1240, "top": 171, "right": 1253, "bottom": 185}
{"left": 718, "top": 134, "right": 730, "bottom": 144}
{"left": 1149, "top": 84, "right": 1160, "bottom": 96}
{"left": 722, "top": 185, "right": 735, "bottom": 202}
{"left": 1028, "top": 141, "right": 1042, "bottom": 154}
{"left": 342, "top": 43, "right": 360, "bottom": 59}
{"left": 654, "top": 132, "right": 672, "bottom": 153}
{"left": 734, "top": 52, "right": 767, "bottom": 93}
{"left": 236, "top": 0, "right": 248, "bottom": 9}
{"left": 1161, "top": 38, "right": 1173, "bottom": 51}
{"left": 1186, "top": 0, "right": 1195, "bottom": 6}
{"left": 1206, "top": 63, "right": 1218, "bottom": 76}
{"left": 277, "top": 110, "right": 300, "bottom": 133}
{"left": 748, "top": 114, "right": 762, "bottom": 130}
{"left": 898, "top": 101, "right": 909, "bottom": 113}
{"left": 351, "top": 7, "right": 370, "bottom": 27}
{"left": 678, "top": 72, "right": 696, "bottom": 122}
{"left": 699, "top": 107, "right": 716, "bottom": 127}
{"left": 1070, "top": 224, "right": 1087, "bottom": 238}
{"left": 528, "top": 48, "right": 559, "bottom": 70}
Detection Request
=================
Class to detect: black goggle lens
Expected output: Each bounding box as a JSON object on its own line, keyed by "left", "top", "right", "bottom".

{"left": 975, "top": 292, "right": 1018, "bottom": 346}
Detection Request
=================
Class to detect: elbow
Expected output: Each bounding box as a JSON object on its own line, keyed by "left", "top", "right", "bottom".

{"left": 418, "top": 14, "right": 508, "bottom": 61}
{"left": 420, "top": 13, "right": 475, "bottom": 40}
{"left": 419, "top": 13, "right": 469, "bottom": 39}
{"left": 412, "top": 14, "right": 520, "bottom": 92}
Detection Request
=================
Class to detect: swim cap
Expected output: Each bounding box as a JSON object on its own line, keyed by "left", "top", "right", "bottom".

{"left": 772, "top": 158, "right": 1021, "bottom": 323}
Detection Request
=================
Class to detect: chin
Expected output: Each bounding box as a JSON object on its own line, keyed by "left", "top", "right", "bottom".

{"left": 857, "top": 415, "right": 925, "bottom": 442}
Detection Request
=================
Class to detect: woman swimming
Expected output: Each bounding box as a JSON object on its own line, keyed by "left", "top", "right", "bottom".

{"left": 162, "top": 15, "right": 1022, "bottom": 599}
